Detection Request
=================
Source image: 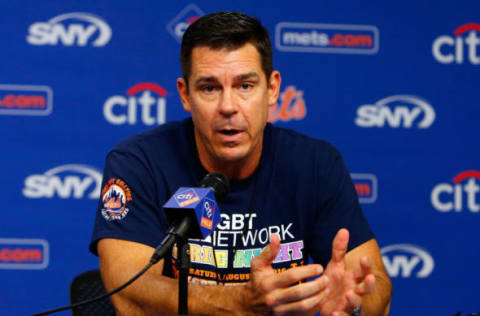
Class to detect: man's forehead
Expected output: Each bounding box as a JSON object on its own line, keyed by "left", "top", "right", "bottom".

{"left": 189, "top": 44, "right": 264, "bottom": 79}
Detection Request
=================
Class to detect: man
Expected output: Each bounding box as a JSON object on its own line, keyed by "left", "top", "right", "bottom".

{"left": 91, "top": 11, "right": 392, "bottom": 315}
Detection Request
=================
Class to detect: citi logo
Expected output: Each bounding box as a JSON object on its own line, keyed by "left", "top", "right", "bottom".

{"left": 23, "top": 164, "right": 102, "bottom": 199}
{"left": 431, "top": 170, "right": 480, "bottom": 213}
{"left": 27, "top": 12, "right": 112, "bottom": 47}
{"left": 103, "top": 82, "right": 167, "bottom": 126}
{"left": 275, "top": 22, "right": 379, "bottom": 54}
{"left": 351, "top": 173, "right": 377, "bottom": 204}
{"left": 355, "top": 95, "right": 435, "bottom": 129}
{"left": 381, "top": 244, "right": 434, "bottom": 278}
{"left": 268, "top": 86, "right": 306, "bottom": 123}
{"left": 166, "top": 4, "right": 204, "bottom": 43}
{"left": 432, "top": 23, "right": 480, "bottom": 65}
{"left": 0, "top": 238, "right": 49, "bottom": 270}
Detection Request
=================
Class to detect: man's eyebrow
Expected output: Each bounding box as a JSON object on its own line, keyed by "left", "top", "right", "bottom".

{"left": 194, "top": 76, "right": 219, "bottom": 84}
{"left": 234, "top": 72, "right": 260, "bottom": 81}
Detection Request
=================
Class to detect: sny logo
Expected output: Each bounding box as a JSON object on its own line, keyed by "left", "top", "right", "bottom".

{"left": 275, "top": 22, "right": 379, "bottom": 54}
{"left": 355, "top": 95, "right": 435, "bottom": 129}
{"left": 23, "top": 164, "right": 102, "bottom": 199}
{"left": 27, "top": 12, "right": 112, "bottom": 47}
{"left": 381, "top": 244, "right": 434, "bottom": 278}
{"left": 433, "top": 23, "right": 480, "bottom": 65}
{"left": 0, "top": 84, "right": 53, "bottom": 116}
{"left": 166, "top": 4, "right": 204, "bottom": 43}
{"left": 0, "top": 238, "right": 49, "bottom": 270}
{"left": 431, "top": 170, "right": 480, "bottom": 213}
{"left": 351, "top": 173, "right": 377, "bottom": 204}
{"left": 268, "top": 86, "right": 306, "bottom": 123}
{"left": 103, "top": 82, "right": 167, "bottom": 126}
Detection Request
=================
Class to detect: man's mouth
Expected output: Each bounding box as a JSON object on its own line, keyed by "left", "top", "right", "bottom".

{"left": 219, "top": 129, "right": 240, "bottom": 136}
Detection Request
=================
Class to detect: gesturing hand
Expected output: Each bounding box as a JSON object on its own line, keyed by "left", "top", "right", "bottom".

{"left": 318, "top": 229, "right": 376, "bottom": 316}
{"left": 243, "top": 234, "right": 329, "bottom": 316}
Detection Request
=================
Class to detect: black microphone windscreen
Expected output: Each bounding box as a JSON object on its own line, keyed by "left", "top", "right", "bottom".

{"left": 200, "top": 172, "right": 229, "bottom": 200}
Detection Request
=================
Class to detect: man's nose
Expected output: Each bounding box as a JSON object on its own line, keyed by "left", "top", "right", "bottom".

{"left": 218, "top": 88, "right": 238, "bottom": 116}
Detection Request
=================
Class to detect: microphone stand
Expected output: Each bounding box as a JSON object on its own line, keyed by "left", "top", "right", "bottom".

{"left": 177, "top": 237, "right": 190, "bottom": 315}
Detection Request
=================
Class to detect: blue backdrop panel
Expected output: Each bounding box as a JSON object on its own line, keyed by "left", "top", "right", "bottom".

{"left": 1, "top": 1, "right": 478, "bottom": 315}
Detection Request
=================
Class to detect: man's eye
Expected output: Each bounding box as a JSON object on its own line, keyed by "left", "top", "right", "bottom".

{"left": 240, "top": 83, "right": 252, "bottom": 90}
{"left": 203, "top": 85, "right": 214, "bottom": 92}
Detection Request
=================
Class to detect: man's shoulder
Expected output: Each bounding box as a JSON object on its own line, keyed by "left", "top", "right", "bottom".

{"left": 111, "top": 119, "right": 189, "bottom": 156}
{"left": 268, "top": 124, "right": 340, "bottom": 160}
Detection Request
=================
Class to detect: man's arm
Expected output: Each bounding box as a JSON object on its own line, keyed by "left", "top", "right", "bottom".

{"left": 345, "top": 238, "right": 392, "bottom": 316}
{"left": 98, "top": 236, "right": 328, "bottom": 316}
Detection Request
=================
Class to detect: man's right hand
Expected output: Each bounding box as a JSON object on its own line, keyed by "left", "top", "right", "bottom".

{"left": 242, "top": 234, "right": 330, "bottom": 316}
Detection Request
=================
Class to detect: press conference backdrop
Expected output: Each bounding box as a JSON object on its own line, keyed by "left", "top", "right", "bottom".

{"left": 1, "top": 0, "right": 478, "bottom": 315}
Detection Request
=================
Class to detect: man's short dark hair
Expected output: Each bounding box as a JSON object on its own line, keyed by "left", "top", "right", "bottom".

{"left": 180, "top": 11, "right": 273, "bottom": 86}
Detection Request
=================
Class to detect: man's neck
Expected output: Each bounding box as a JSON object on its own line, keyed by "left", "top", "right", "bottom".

{"left": 194, "top": 133, "right": 263, "bottom": 180}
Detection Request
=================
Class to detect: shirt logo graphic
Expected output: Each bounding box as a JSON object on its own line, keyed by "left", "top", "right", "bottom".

{"left": 101, "top": 178, "right": 132, "bottom": 221}
{"left": 27, "top": 12, "right": 112, "bottom": 47}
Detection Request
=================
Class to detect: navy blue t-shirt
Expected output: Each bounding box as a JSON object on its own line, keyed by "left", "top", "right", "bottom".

{"left": 90, "top": 118, "right": 373, "bottom": 285}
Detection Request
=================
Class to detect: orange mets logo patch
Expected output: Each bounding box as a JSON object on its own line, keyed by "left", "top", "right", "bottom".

{"left": 101, "top": 178, "right": 132, "bottom": 221}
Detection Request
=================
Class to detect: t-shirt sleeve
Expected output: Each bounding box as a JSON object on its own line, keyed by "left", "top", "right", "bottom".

{"left": 308, "top": 148, "right": 374, "bottom": 266}
{"left": 89, "top": 149, "right": 168, "bottom": 255}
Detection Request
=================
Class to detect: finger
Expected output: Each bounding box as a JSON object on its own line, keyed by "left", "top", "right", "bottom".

{"left": 345, "top": 290, "right": 362, "bottom": 310}
{"left": 273, "top": 286, "right": 331, "bottom": 315}
{"left": 353, "top": 256, "right": 372, "bottom": 282}
{"left": 271, "top": 264, "right": 323, "bottom": 289}
{"left": 267, "top": 275, "right": 329, "bottom": 306}
{"left": 251, "top": 234, "right": 281, "bottom": 271}
{"left": 355, "top": 274, "right": 376, "bottom": 296}
{"left": 332, "top": 228, "right": 349, "bottom": 263}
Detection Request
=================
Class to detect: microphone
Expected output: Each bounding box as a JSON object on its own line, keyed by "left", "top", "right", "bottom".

{"left": 150, "top": 172, "right": 229, "bottom": 264}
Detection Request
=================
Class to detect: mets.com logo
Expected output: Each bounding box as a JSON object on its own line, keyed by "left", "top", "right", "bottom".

{"left": 433, "top": 22, "right": 480, "bottom": 65}
{"left": 0, "top": 238, "right": 49, "bottom": 270}
{"left": 0, "top": 84, "right": 53, "bottom": 116}
{"left": 268, "top": 85, "right": 306, "bottom": 123}
{"left": 23, "top": 164, "right": 102, "bottom": 199}
{"left": 431, "top": 170, "right": 480, "bottom": 213}
{"left": 166, "top": 4, "right": 204, "bottom": 43}
{"left": 351, "top": 173, "right": 377, "bottom": 204}
{"left": 275, "top": 22, "right": 379, "bottom": 54}
{"left": 103, "top": 82, "right": 167, "bottom": 126}
{"left": 355, "top": 95, "right": 436, "bottom": 129}
{"left": 27, "top": 12, "right": 112, "bottom": 47}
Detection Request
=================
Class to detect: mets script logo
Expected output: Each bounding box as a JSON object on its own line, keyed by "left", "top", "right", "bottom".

{"left": 355, "top": 95, "right": 435, "bottom": 129}
{"left": 166, "top": 4, "right": 204, "bottom": 43}
{"left": 275, "top": 22, "right": 379, "bottom": 54}
{"left": 433, "top": 23, "right": 480, "bottom": 65}
{"left": 174, "top": 189, "right": 200, "bottom": 207}
{"left": 0, "top": 238, "right": 49, "bottom": 270}
{"left": 431, "top": 170, "right": 480, "bottom": 213}
{"left": 23, "top": 164, "right": 102, "bottom": 199}
{"left": 27, "top": 12, "right": 112, "bottom": 47}
{"left": 268, "top": 86, "right": 306, "bottom": 123}
{"left": 101, "top": 178, "right": 132, "bottom": 221}
{"left": 351, "top": 173, "right": 377, "bottom": 204}
{"left": 381, "top": 244, "right": 434, "bottom": 278}
{"left": 0, "top": 84, "right": 53, "bottom": 116}
{"left": 103, "top": 82, "right": 167, "bottom": 126}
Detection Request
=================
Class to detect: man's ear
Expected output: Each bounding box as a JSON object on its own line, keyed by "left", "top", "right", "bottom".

{"left": 177, "top": 77, "right": 191, "bottom": 112}
{"left": 267, "top": 70, "right": 282, "bottom": 107}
